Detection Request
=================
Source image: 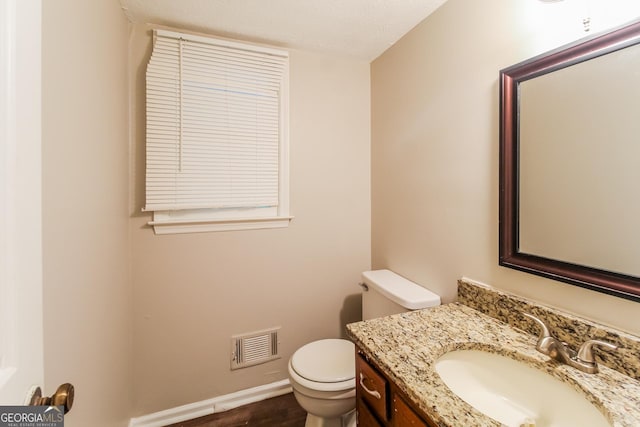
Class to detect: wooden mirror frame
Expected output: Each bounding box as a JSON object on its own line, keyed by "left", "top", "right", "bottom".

{"left": 499, "top": 19, "right": 640, "bottom": 302}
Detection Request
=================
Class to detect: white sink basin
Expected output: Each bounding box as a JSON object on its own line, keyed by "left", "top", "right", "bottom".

{"left": 435, "top": 350, "right": 611, "bottom": 427}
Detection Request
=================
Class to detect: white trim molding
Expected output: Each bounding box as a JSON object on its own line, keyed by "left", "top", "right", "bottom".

{"left": 128, "top": 379, "right": 292, "bottom": 427}
{"left": 149, "top": 215, "right": 294, "bottom": 234}
{"left": 0, "top": 0, "right": 44, "bottom": 404}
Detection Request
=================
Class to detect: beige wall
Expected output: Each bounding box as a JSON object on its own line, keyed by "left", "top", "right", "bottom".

{"left": 129, "top": 25, "right": 371, "bottom": 415}
{"left": 42, "top": 1, "right": 133, "bottom": 426}
{"left": 371, "top": 0, "right": 640, "bottom": 335}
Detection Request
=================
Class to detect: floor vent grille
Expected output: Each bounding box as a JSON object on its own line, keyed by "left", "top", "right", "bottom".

{"left": 231, "top": 327, "right": 280, "bottom": 370}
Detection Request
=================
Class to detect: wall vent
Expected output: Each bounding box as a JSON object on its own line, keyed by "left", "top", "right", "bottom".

{"left": 231, "top": 327, "right": 280, "bottom": 370}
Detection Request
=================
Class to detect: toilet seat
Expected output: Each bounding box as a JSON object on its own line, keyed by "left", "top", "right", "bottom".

{"left": 289, "top": 339, "right": 355, "bottom": 392}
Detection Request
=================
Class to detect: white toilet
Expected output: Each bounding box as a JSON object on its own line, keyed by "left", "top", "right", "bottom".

{"left": 288, "top": 269, "right": 441, "bottom": 427}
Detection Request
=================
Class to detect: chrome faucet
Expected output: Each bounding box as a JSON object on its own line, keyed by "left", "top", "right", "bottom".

{"left": 522, "top": 312, "right": 617, "bottom": 374}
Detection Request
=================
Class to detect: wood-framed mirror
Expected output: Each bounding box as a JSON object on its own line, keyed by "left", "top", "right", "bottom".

{"left": 499, "top": 18, "right": 640, "bottom": 302}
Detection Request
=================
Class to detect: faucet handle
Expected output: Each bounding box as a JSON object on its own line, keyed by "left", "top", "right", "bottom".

{"left": 522, "top": 312, "right": 556, "bottom": 355}
{"left": 577, "top": 339, "right": 618, "bottom": 364}
{"left": 522, "top": 312, "right": 551, "bottom": 337}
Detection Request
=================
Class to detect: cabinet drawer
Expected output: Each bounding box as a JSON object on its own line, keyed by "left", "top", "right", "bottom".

{"left": 356, "top": 354, "right": 389, "bottom": 421}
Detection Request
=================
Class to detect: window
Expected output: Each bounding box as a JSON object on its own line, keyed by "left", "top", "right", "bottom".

{"left": 144, "top": 30, "right": 291, "bottom": 234}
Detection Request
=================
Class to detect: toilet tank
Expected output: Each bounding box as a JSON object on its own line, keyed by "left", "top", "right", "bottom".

{"left": 361, "top": 270, "right": 441, "bottom": 320}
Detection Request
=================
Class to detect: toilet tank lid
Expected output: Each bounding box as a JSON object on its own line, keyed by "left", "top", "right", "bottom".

{"left": 362, "top": 270, "right": 441, "bottom": 309}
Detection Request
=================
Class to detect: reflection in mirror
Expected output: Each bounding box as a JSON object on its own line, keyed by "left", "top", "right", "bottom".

{"left": 519, "top": 43, "right": 640, "bottom": 277}
{"left": 499, "top": 19, "right": 640, "bottom": 301}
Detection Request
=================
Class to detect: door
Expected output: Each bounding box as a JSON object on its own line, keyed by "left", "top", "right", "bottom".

{"left": 0, "top": 0, "right": 44, "bottom": 405}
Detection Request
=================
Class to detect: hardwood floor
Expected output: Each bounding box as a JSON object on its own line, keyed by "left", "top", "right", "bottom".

{"left": 165, "top": 393, "right": 307, "bottom": 427}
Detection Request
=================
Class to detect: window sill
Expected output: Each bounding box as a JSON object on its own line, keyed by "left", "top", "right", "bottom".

{"left": 148, "top": 216, "right": 294, "bottom": 235}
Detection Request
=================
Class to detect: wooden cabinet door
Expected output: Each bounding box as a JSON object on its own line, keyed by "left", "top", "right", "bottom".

{"left": 392, "top": 394, "right": 434, "bottom": 427}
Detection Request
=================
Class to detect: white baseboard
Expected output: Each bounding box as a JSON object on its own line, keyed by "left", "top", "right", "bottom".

{"left": 129, "top": 379, "right": 292, "bottom": 427}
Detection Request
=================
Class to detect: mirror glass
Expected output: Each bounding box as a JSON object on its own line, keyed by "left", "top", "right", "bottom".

{"left": 519, "top": 43, "right": 640, "bottom": 277}
{"left": 499, "top": 19, "right": 640, "bottom": 301}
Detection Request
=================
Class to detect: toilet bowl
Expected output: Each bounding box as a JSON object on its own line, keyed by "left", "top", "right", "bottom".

{"left": 289, "top": 270, "right": 441, "bottom": 427}
{"left": 288, "top": 339, "right": 356, "bottom": 427}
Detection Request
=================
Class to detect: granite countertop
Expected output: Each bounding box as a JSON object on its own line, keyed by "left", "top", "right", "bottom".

{"left": 346, "top": 303, "right": 640, "bottom": 427}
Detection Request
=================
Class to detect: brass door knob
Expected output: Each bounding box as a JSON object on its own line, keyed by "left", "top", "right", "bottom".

{"left": 29, "top": 383, "right": 74, "bottom": 414}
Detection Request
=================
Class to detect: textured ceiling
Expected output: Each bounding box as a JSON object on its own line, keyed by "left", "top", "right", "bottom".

{"left": 119, "top": 0, "right": 448, "bottom": 61}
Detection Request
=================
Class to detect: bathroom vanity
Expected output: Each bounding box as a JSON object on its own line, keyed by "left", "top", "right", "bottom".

{"left": 346, "top": 280, "right": 640, "bottom": 427}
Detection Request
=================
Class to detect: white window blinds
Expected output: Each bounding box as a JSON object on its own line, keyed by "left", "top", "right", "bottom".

{"left": 145, "top": 30, "right": 289, "bottom": 212}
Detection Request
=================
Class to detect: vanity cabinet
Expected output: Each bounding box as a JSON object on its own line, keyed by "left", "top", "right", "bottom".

{"left": 356, "top": 347, "right": 437, "bottom": 427}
